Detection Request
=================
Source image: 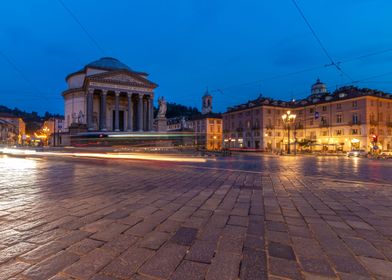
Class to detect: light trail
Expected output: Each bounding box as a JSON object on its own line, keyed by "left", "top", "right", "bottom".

{"left": 0, "top": 148, "right": 208, "bottom": 163}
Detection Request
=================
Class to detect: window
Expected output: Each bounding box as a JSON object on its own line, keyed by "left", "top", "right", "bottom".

{"left": 353, "top": 101, "right": 358, "bottom": 108}
{"left": 267, "top": 109, "right": 271, "bottom": 114}
{"left": 322, "top": 106, "right": 327, "bottom": 111}
{"left": 352, "top": 113, "right": 359, "bottom": 124}
{"left": 336, "top": 114, "right": 342, "bottom": 123}
{"left": 310, "top": 108, "right": 314, "bottom": 113}
{"left": 210, "top": 126, "right": 213, "bottom": 133}
{"left": 336, "top": 129, "right": 343, "bottom": 135}
{"left": 371, "top": 101, "right": 374, "bottom": 106}
{"left": 310, "top": 119, "right": 314, "bottom": 125}
{"left": 352, "top": 129, "right": 358, "bottom": 135}
{"left": 247, "top": 120, "right": 251, "bottom": 129}
{"left": 322, "top": 131, "right": 328, "bottom": 136}
{"left": 336, "top": 103, "right": 342, "bottom": 109}
{"left": 379, "top": 102, "right": 382, "bottom": 107}
{"left": 299, "top": 110, "right": 303, "bottom": 115}
{"left": 379, "top": 113, "right": 383, "bottom": 122}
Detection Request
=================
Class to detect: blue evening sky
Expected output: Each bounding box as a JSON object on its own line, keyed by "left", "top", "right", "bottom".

{"left": 1, "top": 0, "right": 392, "bottom": 114}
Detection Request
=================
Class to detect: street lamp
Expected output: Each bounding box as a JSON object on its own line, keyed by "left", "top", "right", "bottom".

{"left": 281, "top": 110, "right": 296, "bottom": 154}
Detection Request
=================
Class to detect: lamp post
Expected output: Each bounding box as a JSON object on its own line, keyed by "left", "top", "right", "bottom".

{"left": 281, "top": 111, "right": 296, "bottom": 154}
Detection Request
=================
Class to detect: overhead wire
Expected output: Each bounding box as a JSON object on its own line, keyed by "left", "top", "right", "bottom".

{"left": 57, "top": 0, "right": 106, "bottom": 56}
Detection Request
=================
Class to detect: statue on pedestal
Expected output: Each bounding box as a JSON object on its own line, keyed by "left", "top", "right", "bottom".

{"left": 157, "top": 96, "right": 167, "bottom": 118}
{"left": 156, "top": 96, "right": 168, "bottom": 132}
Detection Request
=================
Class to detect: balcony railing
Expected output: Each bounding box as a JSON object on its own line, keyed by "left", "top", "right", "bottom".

{"left": 319, "top": 122, "right": 329, "bottom": 128}
{"left": 348, "top": 121, "right": 362, "bottom": 126}
{"left": 265, "top": 124, "right": 274, "bottom": 130}
{"left": 370, "top": 120, "right": 378, "bottom": 126}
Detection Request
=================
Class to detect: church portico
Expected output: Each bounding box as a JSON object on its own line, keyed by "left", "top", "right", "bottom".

{"left": 63, "top": 57, "right": 157, "bottom": 133}
{"left": 87, "top": 88, "right": 154, "bottom": 132}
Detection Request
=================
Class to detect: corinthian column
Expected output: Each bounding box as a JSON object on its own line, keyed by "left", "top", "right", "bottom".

{"left": 149, "top": 95, "right": 154, "bottom": 131}
{"left": 114, "top": 91, "right": 120, "bottom": 132}
{"left": 87, "top": 89, "right": 94, "bottom": 131}
{"left": 138, "top": 93, "right": 143, "bottom": 131}
{"left": 100, "top": 90, "right": 107, "bottom": 131}
{"left": 127, "top": 93, "right": 133, "bottom": 131}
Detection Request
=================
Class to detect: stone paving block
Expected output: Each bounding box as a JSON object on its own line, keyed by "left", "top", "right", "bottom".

{"left": 244, "top": 234, "right": 264, "bottom": 251}
{"left": 170, "top": 260, "right": 208, "bottom": 280}
{"left": 358, "top": 256, "right": 392, "bottom": 278}
{"left": 117, "top": 215, "right": 143, "bottom": 226}
{"left": 185, "top": 240, "right": 217, "bottom": 264}
{"left": 156, "top": 219, "right": 182, "bottom": 233}
{"left": 268, "top": 241, "right": 296, "bottom": 260}
{"left": 90, "top": 223, "right": 129, "bottom": 242}
{"left": 228, "top": 215, "right": 249, "bottom": 227}
{"left": 0, "top": 242, "right": 37, "bottom": 264}
{"left": 102, "top": 247, "right": 154, "bottom": 278}
{"left": 138, "top": 230, "right": 171, "bottom": 250}
{"left": 0, "top": 260, "right": 31, "bottom": 280}
{"left": 22, "top": 251, "right": 79, "bottom": 280}
{"left": 139, "top": 243, "right": 188, "bottom": 279}
{"left": 56, "top": 230, "right": 91, "bottom": 246}
{"left": 80, "top": 219, "right": 113, "bottom": 233}
{"left": 63, "top": 248, "right": 115, "bottom": 279}
{"left": 67, "top": 238, "right": 103, "bottom": 256}
{"left": 205, "top": 251, "right": 241, "bottom": 280}
{"left": 20, "top": 241, "right": 67, "bottom": 263}
{"left": 171, "top": 227, "right": 198, "bottom": 246}
{"left": 342, "top": 236, "right": 385, "bottom": 259}
{"left": 125, "top": 221, "right": 157, "bottom": 236}
{"left": 298, "top": 256, "right": 336, "bottom": 277}
{"left": 269, "top": 256, "right": 303, "bottom": 280}
{"left": 240, "top": 248, "right": 267, "bottom": 280}
{"left": 101, "top": 233, "right": 139, "bottom": 255}
{"left": 328, "top": 254, "right": 370, "bottom": 276}
{"left": 217, "top": 234, "right": 244, "bottom": 254}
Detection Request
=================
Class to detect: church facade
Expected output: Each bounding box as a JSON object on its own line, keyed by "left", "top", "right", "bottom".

{"left": 62, "top": 57, "right": 157, "bottom": 132}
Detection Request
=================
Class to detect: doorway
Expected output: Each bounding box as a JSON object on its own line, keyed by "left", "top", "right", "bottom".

{"left": 112, "top": 110, "right": 125, "bottom": 131}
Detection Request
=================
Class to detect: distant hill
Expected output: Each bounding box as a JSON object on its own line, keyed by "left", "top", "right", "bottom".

{"left": 165, "top": 102, "right": 201, "bottom": 118}
{"left": 0, "top": 105, "right": 63, "bottom": 134}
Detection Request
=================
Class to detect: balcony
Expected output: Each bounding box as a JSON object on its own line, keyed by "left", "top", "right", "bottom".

{"left": 319, "top": 122, "right": 329, "bottom": 128}
{"left": 370, "top": 120, "right": 378, "bottom": 126}
{"left": 348, "top": 121, "right": 362, "bottom": 126}
{"left": 265, "top": 124, "right": 274, "bottom": 130}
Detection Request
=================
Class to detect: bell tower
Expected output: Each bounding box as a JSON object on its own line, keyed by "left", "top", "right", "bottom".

{"left": 202, "top": 89, "right": 212, "bottom": 115}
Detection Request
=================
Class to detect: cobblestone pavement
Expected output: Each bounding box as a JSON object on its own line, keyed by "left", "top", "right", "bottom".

{"left": 0, "top": 155, "right": 391, "bottom": 280}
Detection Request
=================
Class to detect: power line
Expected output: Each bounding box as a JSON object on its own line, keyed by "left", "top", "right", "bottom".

{"left": 57, "top": 0, "right": 106, "bottom": 56}
{"left": 290, "top": 0, "right": 354, "bottom": 82}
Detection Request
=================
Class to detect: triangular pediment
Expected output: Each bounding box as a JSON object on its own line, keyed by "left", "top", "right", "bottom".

{"left": 101, "top": 73, "right": 144, "bottom": 85}
{"left": 87, "top": 70, "right": 157, "bottom": 88}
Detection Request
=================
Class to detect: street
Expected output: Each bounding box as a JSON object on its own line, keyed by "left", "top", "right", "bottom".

{"left": 0, "top": 155, "right": 391, "bottom": 279}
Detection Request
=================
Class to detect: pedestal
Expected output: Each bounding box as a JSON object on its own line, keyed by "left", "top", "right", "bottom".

{"left": 156, "top": 117, "right": 167, "bottom": 132}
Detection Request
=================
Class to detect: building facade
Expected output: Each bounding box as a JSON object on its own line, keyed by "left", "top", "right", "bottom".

{"left": 223, "top": 80, "right": 392, "bottom": 152}
{"left": 63, "top": 57, "right": 157, "bottom": 133}
{"left": 0, "top": 114, "right": 26, "bottom": 144}
{"left": 190, "top": 91, "right": 222, "bottom": 150}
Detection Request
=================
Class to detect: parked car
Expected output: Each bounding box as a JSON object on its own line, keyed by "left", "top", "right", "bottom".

{"left": 347, "top": 149, "right": 368, "bottom": 157}
{"left": 378, "top": 150, "right": 392, "bottom": 159}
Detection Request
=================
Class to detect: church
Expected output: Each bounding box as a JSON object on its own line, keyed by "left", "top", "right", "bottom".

{"left": 62, "top": 57, "right": 157, "bottom": 132}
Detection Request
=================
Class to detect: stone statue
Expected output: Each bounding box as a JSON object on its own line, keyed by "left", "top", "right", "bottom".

{"left": 77, "top": 111, "right": 84, "bottom": 124}
{"left": 72, "top": 113, "right": 77, "bottom": 124}
{"left": 181, "top": 117, "right": 187, "bottom": 129}
{"left": 157, "top": 96, "right": 167, "bottom": 118}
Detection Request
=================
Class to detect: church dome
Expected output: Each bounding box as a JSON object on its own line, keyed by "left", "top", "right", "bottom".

{"left": 86, "top": 57, "right": 132, "bottom": 71}
{"left": 311, "top": 78, "right": 327, "bottom": 95}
